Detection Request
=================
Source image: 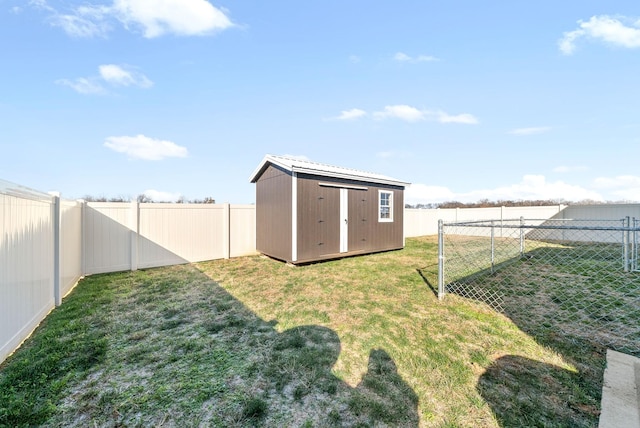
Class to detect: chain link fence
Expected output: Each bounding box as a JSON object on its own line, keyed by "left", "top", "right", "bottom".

{"left": 438, "top": 217, "right": 640, "bottom": 355}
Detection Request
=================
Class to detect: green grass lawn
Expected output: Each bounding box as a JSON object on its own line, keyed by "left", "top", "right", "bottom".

{"left": 443, "top": 235, "right": 640, "bottom": 356}
{"left": 0, "top": 236, "right": 605, "bottom": 427}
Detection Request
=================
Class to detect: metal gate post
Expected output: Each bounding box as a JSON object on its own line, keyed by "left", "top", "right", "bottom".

{"left": 634, "top": 218, "right": 638, "bottom": 271}
{"left": 438, "top": 220, "right": 445, "bottom": 300}
{"left": 519, "top": 216, "right": 525, "bottom": 258}
{"left": 490, "top": 220, "right": 495, "bottom": 274}
{"left": 630, "top": 217, "right": 638, "bottom": 272}
{"left": 624, "top": 216, "right": 630, "bottom": 273}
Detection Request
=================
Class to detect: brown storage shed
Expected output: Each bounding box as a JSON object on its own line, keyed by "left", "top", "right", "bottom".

{"left": 249, "top": 154, "right": 410, "bottom": 264}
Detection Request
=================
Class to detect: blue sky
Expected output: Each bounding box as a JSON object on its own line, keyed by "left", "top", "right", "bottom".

{"left": 1, "top": 0, "right": 639, "bottom": 204}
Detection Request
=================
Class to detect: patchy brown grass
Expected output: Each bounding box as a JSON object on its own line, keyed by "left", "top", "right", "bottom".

{"left": 0, "top": 236, "right": 605, "bottom": 427}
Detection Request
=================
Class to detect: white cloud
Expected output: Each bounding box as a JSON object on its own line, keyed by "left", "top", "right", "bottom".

{"left": 31, "top": 0, "right": 234, "bottom": 38}
{"left": 28, "top": 0, "right": 54, "bottom": 12}
{"left": 406, "top": 184, "right": 457, "bottom": 204}
{"left": 59, "top": 64, "right": 152, "bottom": 94}
{"left": 436, "top": 111, "right": 479, "bottom": 125}
{"left": 334, "top": 108, "right": 366, "bottom": 121}
{"left": 373, "top": 105, "right": 479, "bottom": 124}
{"left": 51, "top": 13, "right": 110, "bottom": 37}
{"left": 104, "top": 134, "right": 188, "bottom": 160}
{"left": 594, "top": 175, "right": 640, "bottom": 188}
{"left": 56, "top": 77, "right": 107, "bottom": 95}
{"left": 349, "top": 55, "right": 361, "bottom": 63}
{"left": 394, "top": 52, "right": 440, "bottom": 63}
{"left": 112, "top": 0, "right": 234, "bottom": 38}
{"left": 559, "top": 15, "right": 640, "bottom": 55}
{"left": 374, "top": 105, "right": 426, "bottom": 122}
{"left": 554, "top": 165, "right": 588, "bottom": 173}
{"left": 406, "top": 175, "right": 603, "bottom": 204}
{"left": 508, "top": 126, "right": 552, "bottom": 136}
{"left": 486, "top": 175, "right": 602, "bottom": 201}
{"left": 99, "top": 64, "right": 153, "bottom": 88}
{"left": 142, "top": 189, "right": 183, "bottom": 202}
{"left": 593, "top": 175, "right": 640, "bottom": 201}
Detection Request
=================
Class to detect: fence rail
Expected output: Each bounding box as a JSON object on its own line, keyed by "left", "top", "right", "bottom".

{"left": 438, "top": 218, "right": 640, "bottom": 356}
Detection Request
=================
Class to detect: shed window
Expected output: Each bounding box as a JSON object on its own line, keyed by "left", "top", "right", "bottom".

{"left": 378, "top": 190, "right": 393, "bottom": 222}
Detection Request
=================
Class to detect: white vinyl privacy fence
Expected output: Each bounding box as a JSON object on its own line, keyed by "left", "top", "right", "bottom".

{"left": 403, "top": 205, "right": 567, "bottom": 237}
{"left": 0, "top": 180, "right": 256, "bottom": 363}
{"left": 83, "top": 202, "right": 256, "bottom": 274}
{"left": 1, "top": 184, "right": 84, "bottom": 364}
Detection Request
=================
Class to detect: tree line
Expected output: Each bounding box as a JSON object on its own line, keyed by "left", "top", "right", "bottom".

{"left": 404, "top": 198, "right": 611, "bottom": 209}
{"left": 80, "top": 195, "right": 216, "bottom": 204}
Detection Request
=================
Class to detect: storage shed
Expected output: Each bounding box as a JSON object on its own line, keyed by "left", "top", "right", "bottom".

{"left": 249, "top": 154, "right": 410, "bottom": 264}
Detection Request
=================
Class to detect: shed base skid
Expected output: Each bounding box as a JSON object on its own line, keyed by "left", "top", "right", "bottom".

{"left": 258, "top": 247, "right": 403, "bottom": 266}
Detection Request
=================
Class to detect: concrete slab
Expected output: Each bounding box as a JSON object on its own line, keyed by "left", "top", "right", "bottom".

{"left": 599, "top": 349, "right": 640, "bottom": 428}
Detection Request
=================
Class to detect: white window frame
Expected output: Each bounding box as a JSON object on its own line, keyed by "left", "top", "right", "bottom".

{"left": 378, "top": 190, "right": 393, "bottom": 222}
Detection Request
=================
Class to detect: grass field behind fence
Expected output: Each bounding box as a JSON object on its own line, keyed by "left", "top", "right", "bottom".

{"left": 0, "top": 237, "right": 605, "bottom": 427}
{"left": 444, "top": 234, "right": 640, "bottom": 356}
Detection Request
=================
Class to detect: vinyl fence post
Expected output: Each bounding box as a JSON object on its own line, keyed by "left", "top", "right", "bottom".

{"left": 50, "top": 193, "right": 62, "bottom": 307}
{"left": 130, "top": 200, "right": 139, "bottom": 271}
{"left": 223, "top": 203, "right": 230, "bottom": 259}
{"left": 79, "top": 200, "right": 86, "bottom": 276}
{"left": 77, "top": 199, "right": 87, "bottom": 276}
{"left": 438, "top": 220, "right": 445, "bottom": 300}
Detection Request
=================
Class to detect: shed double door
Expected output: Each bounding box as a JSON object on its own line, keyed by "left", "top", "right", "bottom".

{"left": 298, "top": 184, "right": 369, "bottom": 261}
{"left": 337, "top": 187, "right": 369, "bottom": 254}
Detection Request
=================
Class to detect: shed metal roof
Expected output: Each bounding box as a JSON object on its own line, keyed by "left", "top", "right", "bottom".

{"left": 249, "top": 154, "right": 410, "bottom": 187}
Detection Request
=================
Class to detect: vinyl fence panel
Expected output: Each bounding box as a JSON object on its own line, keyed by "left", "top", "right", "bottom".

{"left": 230, "top": 205, "right": 257, "bottom": 257}
{"left": 60, "top": 200, "right": 82, "bottom": 297}
{"left": 0, "top": 189, "right": 55, "bottom": 363}
{"left": 83, "top": 202, "right": 257, "bottom": 273}
{"left": 404, "top": 209, "right": 442, "bottom": 236}
{"left": 83, "top": 203, "right": 132, "bottom": 274}
{"left": 559, "top": 204, "right": 640, "bottom": 221}
{"left": 137, "top": 203, "right": 226, "bottom": 268}
{"left": 404, "top": 205, "right": 566, "bottom": 238}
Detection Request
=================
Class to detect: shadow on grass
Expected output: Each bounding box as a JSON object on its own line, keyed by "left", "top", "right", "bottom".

{"left": 416, "top": 264, "right": 439, "bottom": 298}
{"left": 442, "top": 245, "right": 613, "bottom": 427}
{"left": 478, "top": 355, "right": 601, "bottom": 428}
{"left": 0, "top": 265, "right": 419, "bottom": 427}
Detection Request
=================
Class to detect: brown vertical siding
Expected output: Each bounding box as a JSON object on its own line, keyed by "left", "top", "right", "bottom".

{"left": 293, "top": 174, "right": 404, "bottom": 263}
{"left": 367, "top": 188, "right": 404, "bottom": 251}
{"left": 348, "top": 188, "right": 369, "bottom": 252}
{"left": 255, "top": 165, "right": 292, "bottom": 262}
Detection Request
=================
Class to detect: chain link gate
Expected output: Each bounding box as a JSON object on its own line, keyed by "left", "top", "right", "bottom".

{"left": 438, "top": 218, "right": 640, "bottom": 356}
